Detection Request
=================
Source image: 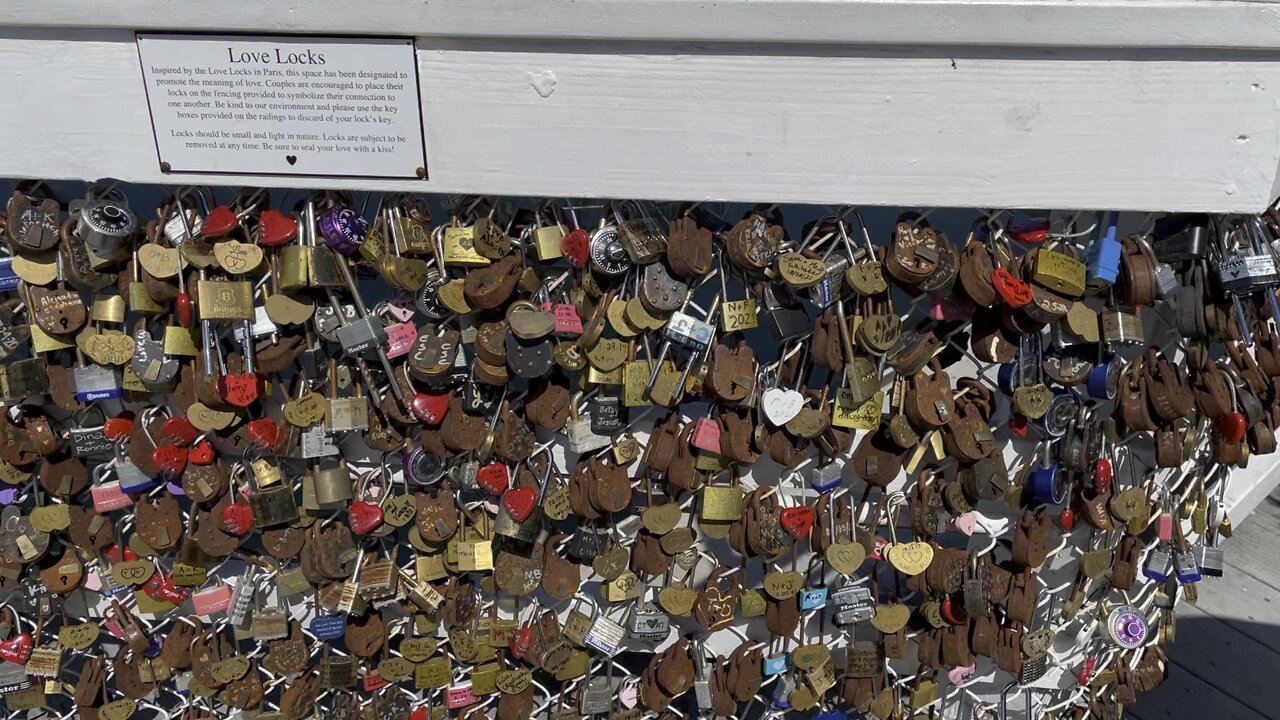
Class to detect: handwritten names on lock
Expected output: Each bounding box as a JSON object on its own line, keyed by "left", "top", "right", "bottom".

{"left": 137, "top": 34, "right": 427, "bottom": 178}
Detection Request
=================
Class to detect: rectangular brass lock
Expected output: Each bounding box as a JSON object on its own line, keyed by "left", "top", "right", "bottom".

{"left": 701, "top": 485, "right": 743, "bottom": 521}
{"left": 196, "top": 279, "right": 254, "bottom": 321}
{"left": 534, "top": 223, "right": 567, "bottom": 261}
{"left": 1031, "top": 248, "right": 1087, "bottom": 297}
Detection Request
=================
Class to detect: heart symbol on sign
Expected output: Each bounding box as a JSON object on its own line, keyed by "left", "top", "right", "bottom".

{"left": 257, "top": 209, "right": 299, "bottom": 246}
{"left": 476, "top": 463, "right": 510, "bottom": 495}
{"left": 501, "top": 487, "right": 537, "bottom": 522}
{"left": 761, "top": 388, "right": 804, "bottom": 426}
{"left": 202, "top": 206, "right": 238, "bottom": 238}
{"left": 151, "top": 445, "right": 188, "bottom": 476}
{"left": 779, "top": 506, "right": 814, "bottom": 539}
{"left": 0, "top": 633, "right": 32, "bottom": 664}
{"left": 285, "top": 155, "right": 298, "bottom": 166}
{"left": 410, "top": 392, "right": 449, "bottom": 425}
{"left": 220, "top": 502, "right": 254, "bottom": 536}
{"left": 348, "top": 500, "right": 384, "bottom": 535}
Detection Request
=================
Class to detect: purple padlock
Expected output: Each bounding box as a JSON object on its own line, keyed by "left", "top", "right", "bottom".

{"left": 404, "top": 442, "right": 443, "bottom": 486}
{"left": 318, "top": 204, "right": 368, "bottom": 255}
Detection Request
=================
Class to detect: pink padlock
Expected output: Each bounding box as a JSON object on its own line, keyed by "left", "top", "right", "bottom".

{"left": 929, "top": 297, "right": 973, "bottom": 322}
{"left": 541, "top": 302, "right": 583, "bottom": 337}
{"left": 91, "top": 481, "right": 134, "bottom": 513}
{"left": 447, "top": 685, "right": 479, "bottom": 709}
{"left": 690, "top": 417, "right": 721, "bottom": 453}
{"left": 191, "top": 580, "right": 233, "bottom": 616}
{"left": 384, "top": 321, "right": 419, "bottom": 359}
{"left": 385, "top": 297, "right": 418, "bottom": 323}
{"left": 1156, "top": 511, "right": 1173, "bottom": 542}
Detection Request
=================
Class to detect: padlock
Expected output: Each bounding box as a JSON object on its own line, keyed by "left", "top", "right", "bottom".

{"left": 831, "top": 583, "right": 875, "bottom": 625}
{"left": 1084, "top": 211, "right": 1122, "bottom": 290}
{"left": 320, "top": 648, "right": 358, "bottom": 689}
{"left": 798, "top": 556, "right": 829, "bottom": 611}
{"left": 700, "top": 472, "right": 743, "bottom": 522}
{"left": 72, "top": 363, "right": 122, "bottom": 403}
{"left": 312, "top": 459, "right": 353, "bottom": 507}
{"left": 584, "top": 608, "right": 626, "bottom": 656}
{"left": 1143, "top": 545, "right": 1173, "bottom": 583}
{"left": 245, "top": 458, "right": 298, "bottom": 528}
{"left": 626, "top": 598, "right": 670, "bottom": 642}
{"left": 562, "top": 597, "right": 596, "bottom": 647}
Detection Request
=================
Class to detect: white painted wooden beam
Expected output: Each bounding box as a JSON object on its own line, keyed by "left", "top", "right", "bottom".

{"left": 6, "top": 0, "right": 1280, "bottom": 50}
{"left": 1, "top": 1, "right": 1280, "bottom": 210}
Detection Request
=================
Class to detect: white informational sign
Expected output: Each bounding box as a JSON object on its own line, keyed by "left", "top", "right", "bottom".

{"left": 136, "top": 34, "right": 427, "bottom": 179}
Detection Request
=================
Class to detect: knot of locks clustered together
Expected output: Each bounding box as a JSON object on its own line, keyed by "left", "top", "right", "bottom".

{"left": 0, "top": 182, "right": 1263, "bottom": 719}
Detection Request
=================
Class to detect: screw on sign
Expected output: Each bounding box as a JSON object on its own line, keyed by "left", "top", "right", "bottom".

{"left": 0, "top": 183, "right": 1253, "bottom": 717}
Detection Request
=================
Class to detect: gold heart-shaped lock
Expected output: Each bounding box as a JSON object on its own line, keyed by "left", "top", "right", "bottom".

{"left": 83, "top": 330, "right": 135, "bottom": 366}
{"left": 264, "top": 292, "right": 315, "bottom": 325}
{"left": 438, "top": 279, "right": 471, "bottom": 315}
{"left": 886, "top": 541, "right": 934, "bottom": 576}
{"left": 776, "top": 252, "right": 827, "bottom": 289}
{"left": 138, "top": 244, "right": 182, "bottom": 278}
{"left": 658, "top": 586, "right": 698, "bottom": 616}
{"left": 870, "top": 603, "right": 911, "bottom": 633}
{"left": 283, "top": 392, "right": 327, "bottom": 427}
{"left": 187, "top": 402, "right": 238, "bottom": 432}
{"left": 826, "top": 540, "right": 867, "bottom": 576}
{"left": 586, "top": 338, "right": 628, "bottom": 372}
{"left": 642, "top": 503, "right": 683, "bottom": 535}
{"left": 11, "top": 254, "right": 57, "bottom": 286}
{"left": 762, "top": 570, "right": 803, "bottom": 600}
{"left": 213, "top": 240, "right": 264, "bottom": 274}
{"left": 58, "top": 622, "right": 100, "bottom": 650}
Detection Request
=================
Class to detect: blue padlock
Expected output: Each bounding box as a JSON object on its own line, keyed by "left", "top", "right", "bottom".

{"left": 763, "top": 652, "right": 790, "bottom": 676}
{"left": 0, "top": 259, "right": 18, "bottom": 293}
{"left": 1028, "top": 446, "right": 1065, "bottom": 504}
{"left": 1085, "top": 211, "right": 1121, "bottom": 290}
{"left": 799, "top": 557, "right": 829, "bottom": 610}
{"left": 310, "top": 614, "right": 347, "bottom": 640}
{"left": 1087, "top": 357, "right": 1122, "bottom": 400}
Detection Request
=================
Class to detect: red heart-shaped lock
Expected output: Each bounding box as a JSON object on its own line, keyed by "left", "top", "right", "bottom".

{"left": 246, "top": 418, "right": 279, "bottom": 448}
{"left": 202, "top": 206, "right": 238, "bottom": 238}
{"left": 1058, "top": 508, "right": 1075, "bottom": 532}
{"left": 992, "top": 268, "right": 1033, "bottom": 308}
{"left": 779, "top": 506, "right": 814, "bottom": 539}
{"left": 348, "top": 501, "right": 384, "bottom": 535}
{"left": 410, "top": 709, "right": 429, "bottom": 720}
{"left": 188, "top": 440, "right": 215, "bottom": 465}
{"left": 219, "top": 373, "right": 260, "bottom": 407}
{"left": 1216, "top": 412, "right": 1247, "bottom": 444}
{"left": 502, "top": 487, "right": 537, "bottom": 522}
{"left": 151, "top": 445, "right": 188, "bottom": 476}
{"left": 410, "top": 392, "right": 449, "bottom": 425}
{"left": 0, "top": 633, "right": 32, "bottom": 664}
{"left": 476, "top": 463, "right": 510, "bottom": 495}
{"left": 220, "top": 502, "right": 254, "bottom": 536}
{"left": 162, "top": 416, "right": 198, "bottom": 446}
{"left": 143, "top": 570, "right": 188, "bottom": 604}
{"left": 940, "top": 595, "right": 966, "bottom": 625}
{"left": 258, "top": 209, "right": 299, "bottom": 247}
{"left": 510, "top": 626, "right": 532, "bottom": 659}
{"left": 562, "top": 229, "right": 591, "bottom": 268}
{"left": 176, "top": 291, "right": 193, "bottom": 329}
{"left": 1008, "top": 414, "right": 1029, "bottom": 438}
{"left": 103, "top": 414, "right": 134, "bottom": 440}
{"left": 105, "top": 544, "right": 138, "bottom": 563}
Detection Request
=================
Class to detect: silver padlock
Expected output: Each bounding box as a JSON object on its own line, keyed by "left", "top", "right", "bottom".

{"left": 72, "top": 364, "right": 122, "bottom": 403}
{"left": 584, "top": 610, "right": 626, "bottom": 656}
{"left": 1143, "top": 545, "right": 1173, "bottom": 582}
{"left": 579, "top": 676, "right": 612, "bottom": 715}
{"left": 831, "top": 583, "right": 876, "bottom": 625}
{"left": 627, "top": 599, "right": 670, "bottom": 642}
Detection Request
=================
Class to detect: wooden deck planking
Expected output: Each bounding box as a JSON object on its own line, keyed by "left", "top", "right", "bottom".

{"left": 1135, "top": 489, "right": 1280, "bottom": 719}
